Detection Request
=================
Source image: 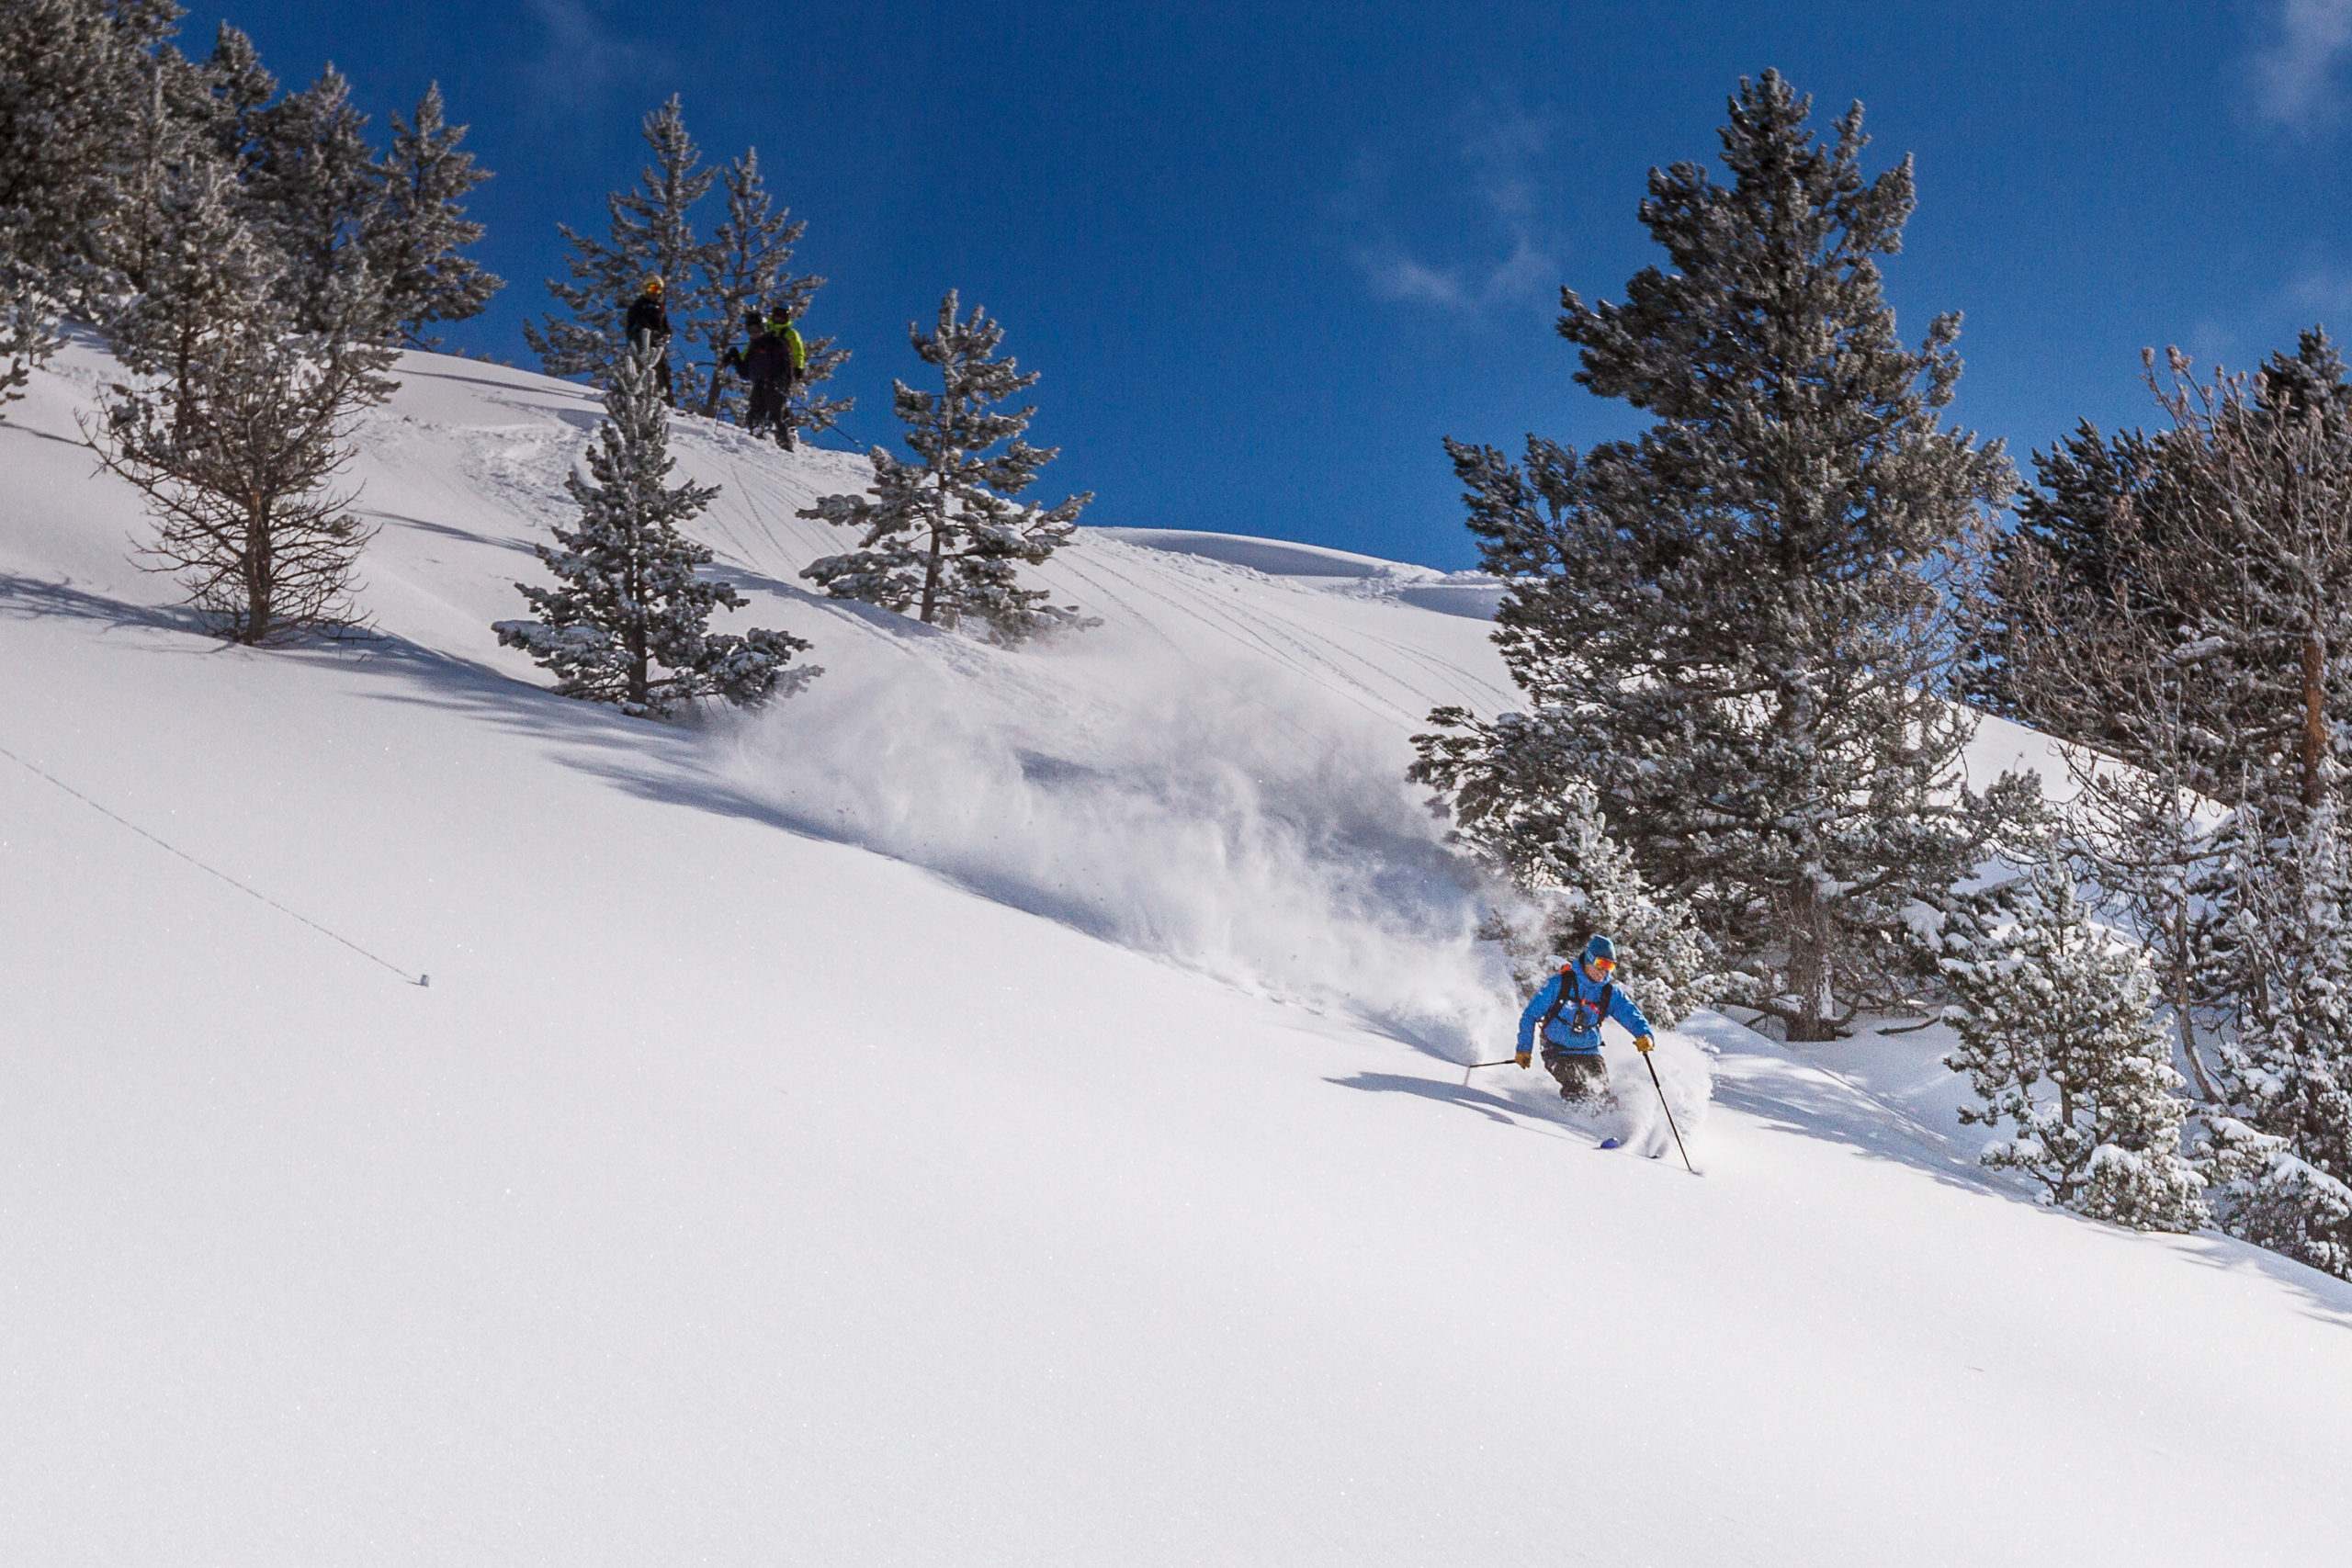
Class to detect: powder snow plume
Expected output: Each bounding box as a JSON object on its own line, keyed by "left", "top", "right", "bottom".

{"left": 714, "top": 621, "right": 1521, "bottom": 1060}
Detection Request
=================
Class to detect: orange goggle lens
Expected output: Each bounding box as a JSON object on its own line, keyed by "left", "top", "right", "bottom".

{"left": 1589, "top": 957, "right": 1615, "bottom": 975}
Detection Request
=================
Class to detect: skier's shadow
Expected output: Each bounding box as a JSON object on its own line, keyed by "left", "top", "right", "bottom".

{"left": 1326, "top": 1071, "right": 1577, "bottom": 1135}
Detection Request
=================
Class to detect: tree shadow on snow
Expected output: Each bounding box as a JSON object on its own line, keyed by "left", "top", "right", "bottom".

{"left": 0, "top": 573, "right": 208, "bottom": 637}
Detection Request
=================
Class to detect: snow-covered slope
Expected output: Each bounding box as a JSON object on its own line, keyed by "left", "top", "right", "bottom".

{"left": 4, "top": 344, "right": 2348, "bottom": 1564}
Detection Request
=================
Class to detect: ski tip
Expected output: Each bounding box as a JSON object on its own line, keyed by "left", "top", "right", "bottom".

{"left": 1597, "top": 1137, "right": 1623, "bottom": 1151}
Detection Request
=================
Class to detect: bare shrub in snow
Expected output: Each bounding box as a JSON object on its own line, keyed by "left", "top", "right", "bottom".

{"left": 1941, "top": 854, "right": 2205, "bottom": 1231}
{"left": 496, "top": 344, "right": 818, "bottom": 716}
{"left": 86, "top": 267, "right": 395, "bottom": 644}
{"left": 801, "top": 290, "right": 1094, "bottom": 647}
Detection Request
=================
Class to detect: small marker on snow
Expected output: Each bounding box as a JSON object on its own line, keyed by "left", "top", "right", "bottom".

{"left": 418, "top": 974, "right": 431, "bottom": 988}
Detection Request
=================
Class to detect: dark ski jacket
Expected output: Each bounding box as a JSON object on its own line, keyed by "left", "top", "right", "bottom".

{"left": 625, "top": 293, "right": 672, "bottom": 347}
{"left": 1517, "top": 963, "right": 1652, "bottom": 1054}
{"left": 729, "top": 328, "right": 797, "bottom": 383}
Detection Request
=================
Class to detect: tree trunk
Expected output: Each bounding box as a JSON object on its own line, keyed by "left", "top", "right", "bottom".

{"left": 1786, "top": 875, "right": 1839, "bottom": 1042}
{"left": 2303, "top": 629, "right": 2328, "bottom": 811}
{"left": 2165, "top": 904, "right": 2221, "bottom": 1102}
{"left": 242, "top": 503, "right": 271, "bottom": 645}
{"left": 700, "top": 345, "right": 727, "bottom": 419}
{"left": 920, "top": 475, "right": 947, "bottom": 624}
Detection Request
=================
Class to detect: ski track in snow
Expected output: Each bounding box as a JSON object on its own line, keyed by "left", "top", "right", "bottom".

{"left": 4, "top": 344, "right": 2350, "bottom": 1566}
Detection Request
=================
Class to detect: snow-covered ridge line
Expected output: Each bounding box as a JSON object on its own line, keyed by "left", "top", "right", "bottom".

{"left": 1091, "top": 525, "right": 1510, "bottom": 619}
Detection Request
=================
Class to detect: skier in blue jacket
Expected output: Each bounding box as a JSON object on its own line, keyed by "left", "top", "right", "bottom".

{"left": 1516, "top": 933, "right": 1656, "bottom": 1103}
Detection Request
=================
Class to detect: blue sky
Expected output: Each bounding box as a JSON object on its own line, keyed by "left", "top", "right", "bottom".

{"left": 209, "top": 0, "right": 2352, "bottom": 568}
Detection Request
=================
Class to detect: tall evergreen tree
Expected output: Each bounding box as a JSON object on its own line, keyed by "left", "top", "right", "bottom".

{"left": 800, "top": 291, "right": 1093, "bottom": 646}
{"left": 525, "top": 96, "right": 718, "bottom": 395}
{"left": 1940, "top": 853, "right": 2206, "bottom": 1231}
{"left": 495, "top": 344, "right": 817, "bottom": 716}
{"left": 367, "top": 83, "right": 501, "bottom": 347}
{"left": 1412, "top": 72, "right": 2021, "bottom": 1041}
{"left": 0, "top": 0, "right": 187, "bottom": 362}
{"left": 194, "top": 21, "right": 275, "bottom": 176}
{"left": 244, "top": 64, "right": 385, "bottom": 340}
{"left": 103, "top": 157, "right": 273, "bottom": 421}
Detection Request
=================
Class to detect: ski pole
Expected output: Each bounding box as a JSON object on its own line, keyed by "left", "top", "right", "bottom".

{"left": 1464, "top": 1057, "right": 1521, "bottom": 1070}
{"left": 1642, "top": 1050, "right": 1694, "bottom": 1173}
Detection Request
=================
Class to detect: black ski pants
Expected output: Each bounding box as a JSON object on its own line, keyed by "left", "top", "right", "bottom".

{"left": 748, "top": 380, "right": 795, "bottom": 446}
{"left": 1542, "top": 1044, "right": 1611, "bottom": 1103}
{"left": 746, "top": 375, "right": 789, "bottom": 438}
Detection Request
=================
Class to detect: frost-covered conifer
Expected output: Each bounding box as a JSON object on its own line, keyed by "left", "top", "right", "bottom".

{"left": 102, "top": 159, "right": 273, "bottom": 420}
{"left": 1411, "top": 73, "right": 2023, "bottom": 1040}
{"left": 0, "top": 0, "right": 173, "bottom": 289}
{"left": 367, "top": 84, "right": 501, "bottom": 348}
{"left": 801, "top": 291, "right": 1093, "bottom": 646}
{"left": 495, "top": 344, "right": 817, "bottom": 716}
{"left": 0, "top": 274, "right": 63, "bottom": 417}
{"left": 1940, "top": 856, "right": 2206, "bottom": 1230}
{"left": 525, "top": 96, "right": 718, "bottom": 396}
{"left": 2208, "top": 805, "right": 2352, "bottom": 1275}
{"left": 193, "top": 22, "right": 277, "bottom": 176}
{"left": 245, "top": 64, "right": 387, "bottom": 340}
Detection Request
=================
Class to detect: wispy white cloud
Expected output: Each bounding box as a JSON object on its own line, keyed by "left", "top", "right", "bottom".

{"left": 2251, "top": 0, "right": 2352, "bottom": 129}
{"left": 1338, "top": 104, "right": 1565, "bottom": 316}
{"left": 526, "top": 0, "right": 657, "bottom": 114}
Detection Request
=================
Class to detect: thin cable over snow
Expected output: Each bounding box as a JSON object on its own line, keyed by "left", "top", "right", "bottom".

{"left": 0, "top": 740, "right": 426, "bottom": 987}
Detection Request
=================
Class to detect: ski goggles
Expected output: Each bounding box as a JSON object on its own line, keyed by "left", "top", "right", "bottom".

{"left": 1587, "top": 956, "right": 1615, "bottom": 976}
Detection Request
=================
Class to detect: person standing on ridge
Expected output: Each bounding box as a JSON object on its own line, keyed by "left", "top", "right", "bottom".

{"left": 624, "top": 276, "right": 675, "bottom": 407}
{"left": 774, "top": 310, "right": 808, "bottom": 449}
{"left": 1515, "top": 933, "right": 1656, "bottom": 1105}
{"left": 724, "top": 308, "right": 808, "bottom": 446}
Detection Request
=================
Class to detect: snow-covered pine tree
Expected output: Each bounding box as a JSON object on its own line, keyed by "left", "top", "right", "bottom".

{"left": 2055, "top": 742, "right": 2230, "bottom": 1104}
{"left": 1438, "top": 749, "right": 1724, "bottom": 1026}
{"left": 495, "top": 344, "right": 818, "bottom": 716}
{"left": 0, "top": 0, "right": 190, "bottom": 338}
{"left": 0, "top": 273, "right": 63, "bottom": 417}
{"left": 85, "top": 254, "right": 399, "bottom": 644}
{"left": 1410, "top": 72, "right": 2023, "bottom": 1041}
{"left": 525, "top": 96, "right": 718, "bottom": 396}
{"left": 193, "top": 22, "right": 277, "bottom": 178}
{"left": 244, "top": 63, "right": 388, "bottom": 341}
{"left": 2208, "top": 804, "right": 2352, "bottom": 1276}
{"left": 1940, "top": 854, "right": 2206, "bottom": 1231}
{"left": 102, "top": 157, "right": 275, "bottom": 422}
{"left": 366, "top": 84, "right": 501, "bottom": 348}
{"left": 801, "top": 291, "right": 1093, "bottom": 646}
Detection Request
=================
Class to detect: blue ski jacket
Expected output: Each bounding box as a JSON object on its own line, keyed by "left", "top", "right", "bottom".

{"left": 1517, "top": 964, "right": 1653, "bottom": 1054}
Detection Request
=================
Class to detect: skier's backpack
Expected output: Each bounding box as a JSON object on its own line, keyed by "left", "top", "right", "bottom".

{"left": 1540, "top": 962, "right": 1612, "bottom": 1041}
